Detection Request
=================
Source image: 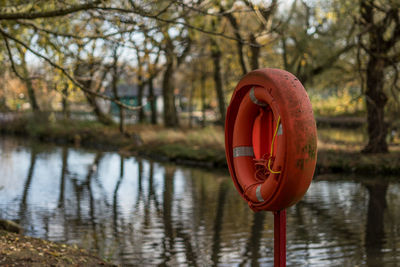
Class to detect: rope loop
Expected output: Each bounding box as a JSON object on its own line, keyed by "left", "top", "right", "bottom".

{"left": 253, "top": 116, "right": 282, "bottom": 181}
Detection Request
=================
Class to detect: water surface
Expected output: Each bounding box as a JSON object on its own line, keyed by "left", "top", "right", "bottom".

{"left": 0, "top": 137, "right": 399, "bottom": 266}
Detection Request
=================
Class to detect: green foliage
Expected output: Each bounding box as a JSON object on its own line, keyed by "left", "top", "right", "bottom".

{"left": 275, "top": 0, "right": 355, "bottom": 85}
{"left": 2, "top": 115, "right": 400, "bottom": 173}
{"left": 310, "top": 89, "right": 365, "bottom": 116}
{"left": 0, "top": 0, "right": 398, "bottom": 153}
{"left": 318, "top": 127, "right": 367, "bottom": 146}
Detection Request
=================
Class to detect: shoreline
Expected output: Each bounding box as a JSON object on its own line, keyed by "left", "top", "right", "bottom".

{"left": 1, "top": 117, "right": 399, "bottom": 176}
{"left": 0, "top": 230, "right": 115, "bottom": 266}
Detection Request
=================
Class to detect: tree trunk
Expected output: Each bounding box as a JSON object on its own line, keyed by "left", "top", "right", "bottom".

{"left": 211, "top": 39, "right": 226, "bottom": 125}
{"left": 85, "top": 93, "right": 114, "bottom": 125}
{"left": 137, "top": 78, "right": 145, "bottom": 123}
{"left": 75, "top": 63, "right": 114, "bottom": 126}
{"left": 359, "top": 1, "right": 395, "bottom": 154}
{"left": 25, "top": 76, "right": 40, "bottom": 112}
{"left": 188, "top": 78, "right": 195, "bottom": 128}
{"left": 79, "top": 75, "right": 114, "bottom": 126}
{"left": 148, "top": 77, "right": 157, "bottom": 125}
{"left": 20, "top": 55, "right": 40, "bottom": 112}
{"left": 362, "top": 57, "right": 388, "bottom": 153}
{"left": 236, "top": 40, "right": 248, "bottom": 75}
{"left": 159, "top": 29, "right": 190, "bottom": 128}
{"left": 281, "top": 36, "right": 289, "bottom": 71}
{"left": 61, "top": 83, "right": 70, "bottom": 119}
{"left": 118, "top": 101, "right": 124, "bottom": 133}
{"left": 111, "top": 46, "right": 125, "bottom": 131}
{"left": 223, "top": 12, "right": 248, "bottom": 75}
{"left": 111, "top": 69, "right": 124, "bottom": 133}
{"left": 162, "top": 60, "right": 179, "bottom": 127}
{"left": 249, "top": 34, "right": 260, "bottom": 70}
{"left": 200, "top": 72, "right": 206, "bottom": 128}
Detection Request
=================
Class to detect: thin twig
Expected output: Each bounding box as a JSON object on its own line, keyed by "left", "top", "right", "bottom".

{"left": 2, "top": 35, "right": 25, "bottom": 81}
{"left": 17, "top": 20, "right": 137, "bottom": 40}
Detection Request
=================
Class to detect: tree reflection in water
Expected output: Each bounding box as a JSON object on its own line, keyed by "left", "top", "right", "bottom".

{"left": 19, "top": 146, "right": 38, "bottom": 228}
{"left": 365, "top": 181, "right": 388, "bottom": 267}
{"left": 211, "top": 181, "right": 228, "bottom": 266}
{"left": 239, "top": 211, "right": 266, "bottom": 267}
{"left": 57, "top": 147, "right": 69, "bottom": 208}
{"left": 160, "top": 165, "right": 176, "bottom": 265}
{"left": 112, "top": 155, "right": 125, "bottom": 259}
{"left": 73, "top": 152, "right": 103, "bottom": 251}
{"left": 0, "top": 138, "right": 399, "bottom": 266}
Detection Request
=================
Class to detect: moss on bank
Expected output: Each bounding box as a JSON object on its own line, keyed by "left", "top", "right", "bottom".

{"left": 1, "top": 117, "right": 400, "bottom": 175}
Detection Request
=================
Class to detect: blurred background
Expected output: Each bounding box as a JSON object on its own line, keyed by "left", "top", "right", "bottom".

{"left": 0, "top": 0, "right": 399, "bottom": 266}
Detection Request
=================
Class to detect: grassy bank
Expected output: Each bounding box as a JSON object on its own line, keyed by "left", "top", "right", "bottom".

{"left": 1, "top": 116, "right": 399, "bottom": 175}
{"left": 0, "top": 230, "right": 115, "bottom": 266}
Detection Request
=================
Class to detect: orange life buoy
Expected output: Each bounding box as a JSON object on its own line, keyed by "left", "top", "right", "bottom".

{"left": 225, "top": 68, "right": 317, "bottom": 212}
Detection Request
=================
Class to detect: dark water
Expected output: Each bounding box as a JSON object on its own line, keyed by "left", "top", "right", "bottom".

{"left": 0, "top": 137, "right": 399, "bottom": 266}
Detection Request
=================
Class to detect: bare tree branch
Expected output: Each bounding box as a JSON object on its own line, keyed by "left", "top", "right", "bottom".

{"left": 2, "top": 35, "right": 25, "bottom": 81}
{"left": 3, "top": 1, "right": 263, "bottom": 47}
{"left": 311, "top": 44, "right": 356, "bottom": 77}
{"left": 2, "top": 33, "right": 42, "bottom": 81}
{"left": 0, "top": 1, "right": 101, "bottom": 20}
{"left": 96, "top": 6, "right": 260, "bottom": 46}
{"left": 16, "top": 19, "right": 136, "bottom": 40}
{"left": 0, "top": 27, "right": 142, "bottom": 111}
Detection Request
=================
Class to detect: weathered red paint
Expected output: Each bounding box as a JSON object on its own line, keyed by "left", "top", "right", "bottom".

{"left": 225, "top": 68, "right": 317, "bottom": 212}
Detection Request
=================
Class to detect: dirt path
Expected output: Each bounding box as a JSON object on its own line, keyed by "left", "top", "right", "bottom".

{"left": 0, "top": 230, "right": 116, "bottom": 267}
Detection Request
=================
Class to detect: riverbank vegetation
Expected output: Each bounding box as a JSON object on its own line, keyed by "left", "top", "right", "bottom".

{"left": 0, "top": 0, "right": 399, "bottom": 156}
{"left": 1, "top": 115, "right": 399, "bottom": 175}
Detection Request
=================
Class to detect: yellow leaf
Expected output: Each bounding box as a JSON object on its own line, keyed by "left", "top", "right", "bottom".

{"left": 48, "top": 251, "right": 61, "bottom": 257}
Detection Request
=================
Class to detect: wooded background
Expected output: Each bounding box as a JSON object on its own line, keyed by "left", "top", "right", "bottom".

{"left": 0, "top": 0, "right": 399, "bottom": 153}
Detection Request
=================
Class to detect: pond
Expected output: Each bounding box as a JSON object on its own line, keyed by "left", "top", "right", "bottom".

{"left": 0, "top": 136, "right": 399, "bottom": 266}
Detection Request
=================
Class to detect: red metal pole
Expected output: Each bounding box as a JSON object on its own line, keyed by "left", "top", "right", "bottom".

{"left": 274, "top": 209, "right": 286, "bottom": 267}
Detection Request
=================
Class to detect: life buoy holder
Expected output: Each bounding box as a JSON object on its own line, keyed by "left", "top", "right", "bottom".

{"left": 225, "top": 68, "right": 317, "bottom": 212}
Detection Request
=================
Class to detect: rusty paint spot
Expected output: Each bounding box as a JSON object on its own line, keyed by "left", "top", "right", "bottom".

{"left": 296, "top": 158, "right": 305, "bottom": 170}
{"left": 302, "top": 136, "right": 317, "bottom": 160}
